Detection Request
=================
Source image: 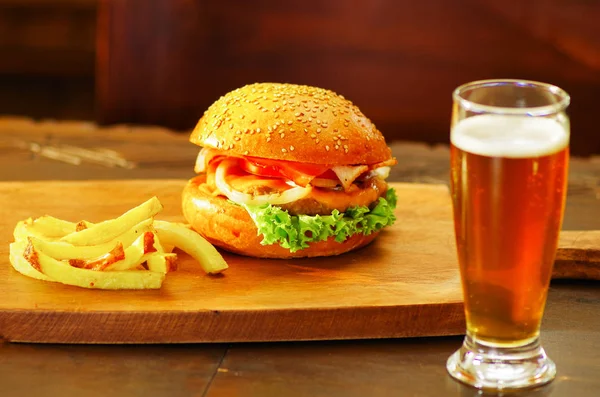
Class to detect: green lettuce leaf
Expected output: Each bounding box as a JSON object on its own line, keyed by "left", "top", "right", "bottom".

{"left": 242, "top": 188, "right": 398, "bottom": 252}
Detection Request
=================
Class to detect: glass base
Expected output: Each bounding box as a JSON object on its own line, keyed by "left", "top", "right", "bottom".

{"left": 446, "top": 334, "right": 556, "bottom": 392}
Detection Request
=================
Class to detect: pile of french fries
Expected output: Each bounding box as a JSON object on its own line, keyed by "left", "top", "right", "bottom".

{"left": 9, "top": 197, "right": 228, "bottom": 290}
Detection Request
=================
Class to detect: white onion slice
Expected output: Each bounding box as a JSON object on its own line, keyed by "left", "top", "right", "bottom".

{"left": 194, "top": 148, "right": 210, "bottom": 173}
{"left": 215, "top": 159, "right": 312, "bottom": 206}
{"left": 370, "top": 166, "right": 391, "bottom": 180}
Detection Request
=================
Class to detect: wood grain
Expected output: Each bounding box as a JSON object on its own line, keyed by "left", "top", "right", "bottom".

{"left": 204, "top": 281, "right": 600, "bottom": 397}
{"left": 555, "top": 230, "right": 600, "bottom": 280}
{"left": 0, "top": 342, "right": 226, "bottom": 397}
{"left": 0, "top": 180, "right": 465, "bottom": 343}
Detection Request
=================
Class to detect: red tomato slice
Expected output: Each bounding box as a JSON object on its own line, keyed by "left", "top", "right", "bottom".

{"left": 241, "top": 156, "right": 338, "bottom": 186}
{"left": 203, "top": 149, "right": 341, "bottom": 186}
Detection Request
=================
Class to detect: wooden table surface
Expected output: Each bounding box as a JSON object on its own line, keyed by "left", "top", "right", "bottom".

{"left": 1, "top": 117, "right": 599, "bottom": 397}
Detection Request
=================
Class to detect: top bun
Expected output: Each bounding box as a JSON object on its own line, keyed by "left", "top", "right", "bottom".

{"left": 190, "top": 82, "right": 393, "bottom": 165}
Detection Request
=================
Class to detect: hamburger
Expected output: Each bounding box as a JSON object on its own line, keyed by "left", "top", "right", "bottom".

{"left": 182, "top": 83, "right": 397, "bottom": 258}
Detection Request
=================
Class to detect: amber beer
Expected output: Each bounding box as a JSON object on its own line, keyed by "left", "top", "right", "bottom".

{"left": 450, "top": 114, "right": 569, "bottom": 345}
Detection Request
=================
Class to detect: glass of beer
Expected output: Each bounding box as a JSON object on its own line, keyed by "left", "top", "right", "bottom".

{"left": 446, "top": 79, "right": 570, "bottom": 391}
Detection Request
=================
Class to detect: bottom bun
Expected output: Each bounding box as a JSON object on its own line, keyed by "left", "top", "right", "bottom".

{"left": 182, "top": 175, "right": 380, "bottom": 259}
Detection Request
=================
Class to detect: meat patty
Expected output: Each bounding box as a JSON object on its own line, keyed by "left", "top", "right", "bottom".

{"left": 278, "top": 177, "right": 388, "bottom": 215}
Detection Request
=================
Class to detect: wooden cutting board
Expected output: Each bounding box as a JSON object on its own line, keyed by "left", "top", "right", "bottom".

{"left": 0, "top": 180, "right": 596, "bottom": 344}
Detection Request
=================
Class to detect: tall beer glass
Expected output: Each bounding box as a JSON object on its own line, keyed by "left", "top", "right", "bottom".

{"left": 446, "top": 79, "right": 570, "bottom": 391}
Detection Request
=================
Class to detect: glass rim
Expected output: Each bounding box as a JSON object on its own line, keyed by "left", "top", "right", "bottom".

{"left": 453, "top": 79, "right": 571, "bottom": 116}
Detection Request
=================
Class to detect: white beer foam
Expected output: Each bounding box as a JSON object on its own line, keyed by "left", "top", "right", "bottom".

{"left": 451, "top": 114, "right": 569, "bottom": 158}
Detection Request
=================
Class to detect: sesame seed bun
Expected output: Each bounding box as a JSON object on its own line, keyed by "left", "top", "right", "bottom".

{"left": 182, "top": 175, "right": 380, "bottom": 258}
{"left": 190, "top": 82, "right": 392, "bottom": 165}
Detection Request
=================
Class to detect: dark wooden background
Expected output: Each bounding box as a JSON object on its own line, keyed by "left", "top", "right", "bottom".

{"left": 2, "top": 0, "right": 600, "bottom": 155}
{"left": 0, "top": 0, "right": 96, "bottom": 120}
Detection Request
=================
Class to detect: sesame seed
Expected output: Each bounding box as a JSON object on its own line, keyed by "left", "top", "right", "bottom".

{"left": 234, "top": 136, "right": 240, "bottom": 141}
{"left": 343, "top": 144, "right": 348, "bottom": 149}
{"left": 295, "top": 112, "right": 301, "bottom": 117}
{"left": 252, "top": 119, "right": 257, "bottom": 123}
{"left": 290, "top": 145, "right": 295, "bottom": 151}
{"left": 267, "top": 137, "right": 272, "bottom": 142}
{"left": 256, "top": 128, "right": 261, "bottom": 133}
{"left": 316, "top": 120, "right": 321, "bottom": 125}
{"left": 290, "top": 129, "right": 295, "bottom": 133}
{"left": 280, "top": 133, "right": 285, "bottom": 138}
{"left": 335, "top": 145, "right": 339, "bottom": 150}
{"left": 229, "top": 124, "right": 234, "bottom": 129}
{"left": 229, "top": 144, "right": 234, "bottom": 149}
{"left": 344, "top": 148, "right": 349, "bottom": 153}
{"left": 344, "top": 123, "right": 349, "bottom": 127}
{"left": 287, "top": 121, "right": 293, "bottom": 125}
{"left": 244, "top": 150, "right": 249, "bottom": 155}
{"left": 326, "top": 145, "right": 330, "bottom": 151}
{"left": 315, "top": 138, "right": 320, "bottom": 144}
{"left": 236, "top": 130, "right": 241, "bottom": 135}
{"left": 282, "top": 148, "right": 287, "bottom": 153}
{"left": 304, "top": 129, "right": 308, "bottom": 133}
{"left": 317, "top": 128, "right": 322, "bottom": 133}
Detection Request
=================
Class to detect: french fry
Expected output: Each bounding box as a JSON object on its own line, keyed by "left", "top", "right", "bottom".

{"left": 103, "top": 232, "right": 157, "bottom": 271}
{"left": 154, "top": 220, "right": 228, "bottom": 274}
{"left": 31, "top": 215, "right": 80, "bottom": 237}
{"left": 25, "top": 239, "right": 165, "bottom": 290}
{"left": 147, "top": 252, "right": 178, "bottom": 274}
{"left": 161, "top": 244, "right": 175, "bottom": 253}
{"left": 9, "top": 241, "right": 54, "bottom": 282}
{"left": 141, "top": 233, "right": 178, "bottom": 273}
{"left": 14, "top": 219, "right": 47, "bottom": 241}
{"left": 60, "top": 196, "right": 163, "bottom": 246}
{"left": 8, "top": 196, "right": 229, "bottom": 290}
{"left": 23, "top": 218, "right": 154, "bottom": 260}
{"left": 67, "top": 242, "right": 126, "bottom": 271}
